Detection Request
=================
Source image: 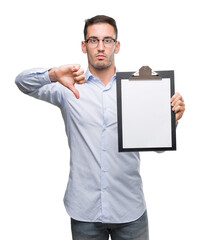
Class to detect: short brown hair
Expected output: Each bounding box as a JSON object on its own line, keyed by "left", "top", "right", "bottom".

{"left": 84, "top": 15, "right": 118, "bottom": 40}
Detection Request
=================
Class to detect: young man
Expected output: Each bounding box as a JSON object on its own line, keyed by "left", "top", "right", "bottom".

{"left": 15, "top": 15, "right": 185, "bottom": 240}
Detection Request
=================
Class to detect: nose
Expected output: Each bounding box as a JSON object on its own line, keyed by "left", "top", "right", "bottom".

{"left": 97, "top": 39, "right": 105, "bottom": 51}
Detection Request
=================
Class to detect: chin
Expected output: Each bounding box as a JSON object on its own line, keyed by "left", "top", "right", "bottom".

{"left": 92, "top": 62, "right": 112, "bottom": 70}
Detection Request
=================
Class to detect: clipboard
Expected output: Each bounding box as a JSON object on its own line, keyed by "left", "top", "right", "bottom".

{"left": 116, "top": 66, "right": 176, "bottom": 152}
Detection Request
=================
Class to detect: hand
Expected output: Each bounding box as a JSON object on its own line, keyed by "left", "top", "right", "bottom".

{"left": 49, "top": 64, "right": 87, "bottom": 99}
{"left": 171, "top": 92, "right": 185, "bottom": 121}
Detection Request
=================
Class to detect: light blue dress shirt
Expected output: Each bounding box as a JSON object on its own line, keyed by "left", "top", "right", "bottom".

{"left": 15, "top": 68, "right": 146, "bottom": 223}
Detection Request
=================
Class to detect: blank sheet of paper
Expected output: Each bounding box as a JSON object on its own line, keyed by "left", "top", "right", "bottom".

{"left": 121, "top": 78, "right": 172, "bottom": 149}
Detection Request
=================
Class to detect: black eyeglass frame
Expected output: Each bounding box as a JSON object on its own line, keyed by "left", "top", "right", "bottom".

{"left": 85, "top": 37, "right": 117, "bottom": 47}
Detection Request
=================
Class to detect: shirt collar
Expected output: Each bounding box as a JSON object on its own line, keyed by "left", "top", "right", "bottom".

{"left": 85, "top": 68, "right": 117, "bottom": 82}
{"left": 85, "top": 68, "right": 94, "bottom": 81}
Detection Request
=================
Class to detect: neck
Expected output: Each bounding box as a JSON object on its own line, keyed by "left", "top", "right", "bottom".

{"left": 89, "top": 64, "right": 115, "bottom": 86}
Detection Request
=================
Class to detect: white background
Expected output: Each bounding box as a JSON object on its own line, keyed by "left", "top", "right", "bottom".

{"left": 0, "top": 0, "right": 199, "bottom": 239}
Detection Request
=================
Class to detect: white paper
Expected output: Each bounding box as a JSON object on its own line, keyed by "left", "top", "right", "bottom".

{"left": 121, "top": 78, "right": 172, "bottom": 149}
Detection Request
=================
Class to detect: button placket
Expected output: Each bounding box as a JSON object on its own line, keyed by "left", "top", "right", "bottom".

{"left": 100, "top": 88, "right": 110, "bottom": 221}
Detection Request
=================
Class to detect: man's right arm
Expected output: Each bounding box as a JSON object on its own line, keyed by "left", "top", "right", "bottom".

{"left": 15, "top": 64, "right": 87, "bottom": 107}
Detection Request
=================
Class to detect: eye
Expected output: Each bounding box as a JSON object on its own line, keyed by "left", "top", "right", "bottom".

{"left": 104, "top": 38, "right": 112, "bottom": 43}
{"left": 89, "top": 38, "right": 98, "bottom": 43}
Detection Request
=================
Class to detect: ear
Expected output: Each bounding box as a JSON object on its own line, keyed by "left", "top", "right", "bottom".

{"left": 81, "top": 41, "right": 87, "bottom": 54}
{"left": 114, "top": 41, "right": 120, "bottom": 54}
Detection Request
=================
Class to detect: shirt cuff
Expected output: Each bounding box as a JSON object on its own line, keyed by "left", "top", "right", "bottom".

{"left": 35, "top": 68, "right": 51, "bottom": 84}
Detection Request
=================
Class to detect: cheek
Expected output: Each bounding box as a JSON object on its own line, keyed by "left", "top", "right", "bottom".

{"left": 108, "top": 48, "right": 115, "bottom": 59}
{"left": 86, "top": 48, "right": 95, "bottom": 58}
{"left": 87, "top": 51, "right": 94, "bottom": 62}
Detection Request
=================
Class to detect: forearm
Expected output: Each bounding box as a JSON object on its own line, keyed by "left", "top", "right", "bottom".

{"left": 15, "top": 68, "right": 66, "bottom": 108}
{"left": 15, "top": 68, "right": 51, "bottom": 94}
{"left": 15, "top": 64, "right": 86, "bottom": 104}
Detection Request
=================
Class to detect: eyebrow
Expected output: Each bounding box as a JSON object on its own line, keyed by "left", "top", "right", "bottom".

{"left": 88, "top": 36, "right": 113, "bottom": 39}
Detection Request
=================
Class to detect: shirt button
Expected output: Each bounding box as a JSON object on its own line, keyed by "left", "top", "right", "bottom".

{"left": 103, "top": 148, "right": 106, "bottom": 151}
{"left": 102, "top": 188, "right": 106, "bottom": 192}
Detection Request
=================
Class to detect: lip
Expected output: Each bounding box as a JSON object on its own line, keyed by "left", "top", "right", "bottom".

{"left": 96, "top": 54, "right": 106, "bottom": 59}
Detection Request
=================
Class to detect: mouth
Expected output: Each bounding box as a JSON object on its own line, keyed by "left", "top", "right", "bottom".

{"left": 96, "top": 54, "right": 106, "bottom": 60}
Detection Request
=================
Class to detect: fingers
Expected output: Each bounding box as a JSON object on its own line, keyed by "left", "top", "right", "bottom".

{"left": 175, "top": 112, "right": 183, "bottom": 122}
{"left": 171, "top": 93, "right": 183, "bottom": 108}
{"left": 74, "top": 75, "right": 87, "bottom": 84}
{"left": 173, "top": 105, "right": 185, "bottom": 114}
{"left": 171, "top": 92, "right": 185, "bottom": 121}
{"left": 69, "top": 65, "right": 87, "bottom": 98}
{"left": 171, "top": 92, "right": 184, "bottom": 104}
{"left": 72, "top": 66, "right": 87, "bottom": 84}
{"left": 172, "top": 100, "right": 185, "bottom": 111}
{"left": 71, "top": 64, "right": 81, "bottom": 72}
{"left": 56, "top": 64, "right": 87, "bottom": 99}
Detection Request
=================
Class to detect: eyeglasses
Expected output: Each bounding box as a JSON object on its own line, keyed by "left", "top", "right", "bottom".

{"left": 85, "top": 37, "right": 117, "bottom": 48}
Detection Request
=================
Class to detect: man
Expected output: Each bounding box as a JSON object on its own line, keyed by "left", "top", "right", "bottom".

{"left": 15, "top": 15, "right": 185, "bottom": 240}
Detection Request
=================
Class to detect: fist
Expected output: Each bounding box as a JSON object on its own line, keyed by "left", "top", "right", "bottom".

{"left": 171, "top": 92, "right": 185, "bottom": 121}
{"left": 49, "top": 64, "right": 87, "bottom": 99}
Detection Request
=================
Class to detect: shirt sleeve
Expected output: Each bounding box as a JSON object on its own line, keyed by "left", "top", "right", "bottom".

{"left": 15, "top": 68, "right": 67, "bottom": 108}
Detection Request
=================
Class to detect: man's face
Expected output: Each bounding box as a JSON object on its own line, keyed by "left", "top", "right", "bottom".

{"left": 82, "top": 23, "right": 120, "bottom": 70}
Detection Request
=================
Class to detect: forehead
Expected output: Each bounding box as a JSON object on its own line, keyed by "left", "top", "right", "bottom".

{"left": 86, "top": 23, "right": 115, "bottom": 38}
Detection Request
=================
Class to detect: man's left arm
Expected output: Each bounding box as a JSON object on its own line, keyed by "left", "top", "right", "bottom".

{"left": 171, "top": 92, "right": 185, "bottom": 122}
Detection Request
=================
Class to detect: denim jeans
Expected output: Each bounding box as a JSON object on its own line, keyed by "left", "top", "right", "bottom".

{"left": 71, "top": 210, "right": 149, "bottom": 240}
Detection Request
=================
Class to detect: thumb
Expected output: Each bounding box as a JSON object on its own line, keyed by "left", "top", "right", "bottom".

{"left": 68, "top": 85, "right": 80, "bottom": 99}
